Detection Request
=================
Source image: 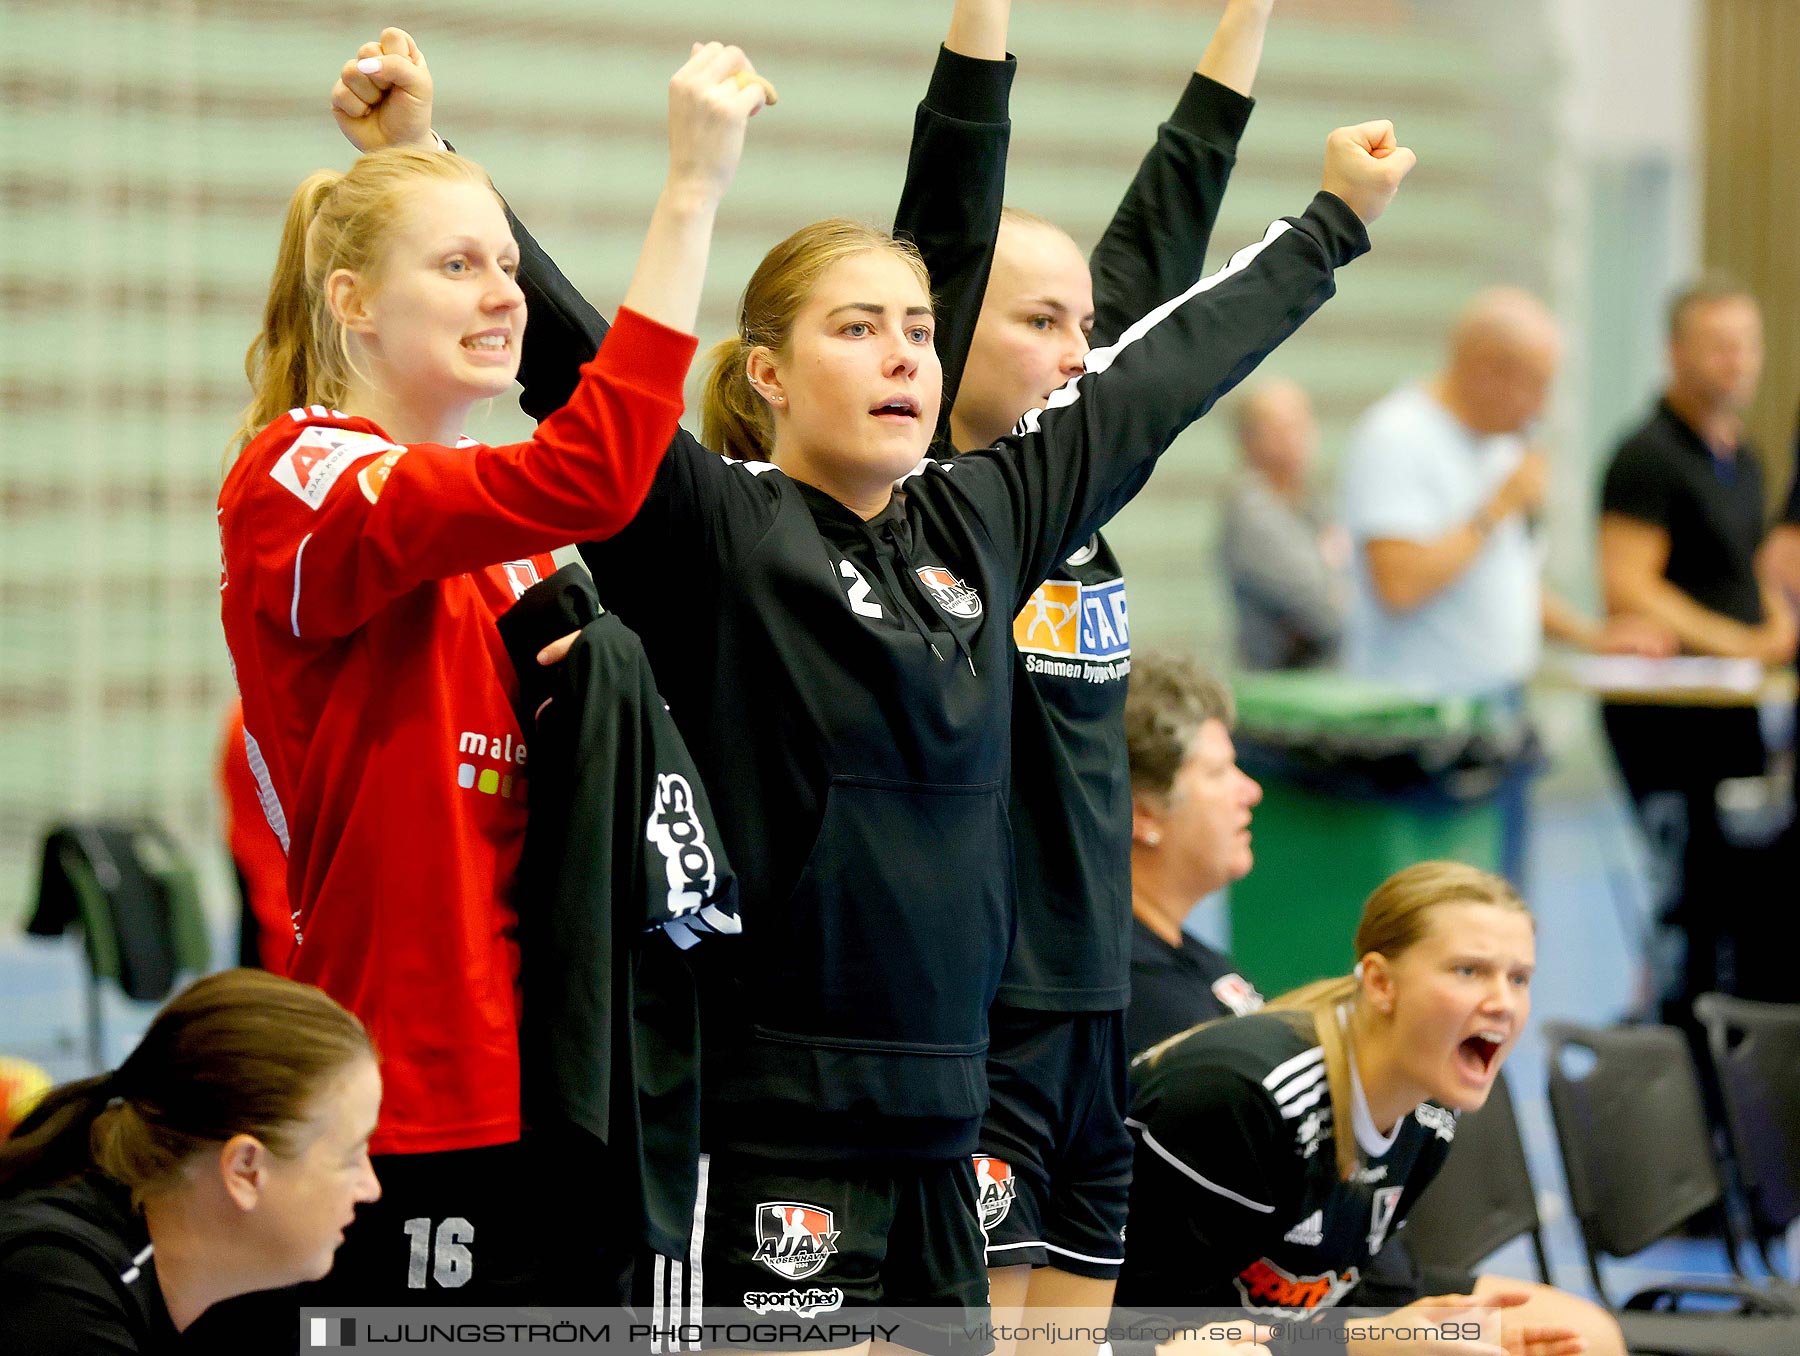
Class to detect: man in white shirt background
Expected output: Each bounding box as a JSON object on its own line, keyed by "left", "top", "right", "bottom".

{"left": 1337, "top": 288, "right": 1672, "bottom": 883}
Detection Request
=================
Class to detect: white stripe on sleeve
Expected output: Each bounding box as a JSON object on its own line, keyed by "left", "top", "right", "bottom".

{"left": 1017, "top": 220, "right": 1295, "bottom": 436}
{"left": 290, "top": 532, "right": 313, "bottom": 637}
{"left": 1125, "top": 1117, "right": 1276, "bottom": 1214}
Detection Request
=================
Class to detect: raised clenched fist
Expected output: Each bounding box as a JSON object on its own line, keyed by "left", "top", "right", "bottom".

{"left": 331, "top": 26, "right": 435, "bottom": 154}
{"left": 665, "top": 43, "right": 777, "bottom": 203}
{"left": 1320, "top": 119, "right": 1417, "bottom": 226}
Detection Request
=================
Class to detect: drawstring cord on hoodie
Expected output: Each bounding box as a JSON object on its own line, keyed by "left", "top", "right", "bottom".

{"left": 874, "top": 518, "right": 979, "bottom": 677}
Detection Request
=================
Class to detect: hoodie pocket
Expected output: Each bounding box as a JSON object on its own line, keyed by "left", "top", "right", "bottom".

{"left": 749, "top": 775, "right": 1011, "bottom": 1054}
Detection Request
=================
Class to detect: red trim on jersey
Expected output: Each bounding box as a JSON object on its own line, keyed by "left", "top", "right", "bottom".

{"left": 217, "top": 309, "right": 696, "bottom": 1155}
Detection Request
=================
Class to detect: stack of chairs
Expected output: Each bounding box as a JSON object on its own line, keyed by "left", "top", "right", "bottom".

{"left": 1692, "top": 995, "right": 1800, "bottom": 1280}
{"left": 1402, "top": 1013, "right": 1800, "bottom": 1356}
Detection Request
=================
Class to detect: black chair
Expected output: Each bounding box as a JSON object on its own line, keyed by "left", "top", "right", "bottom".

{"left": 1401, "top": 1068, "right": 1553, "bottom": 1282}
{"left": 26, "top": 819, "right": 210, "bottom": 1069}
{"left": 1543, "top": 1020, "right": 1799, "bottom": 1355}
{"left": 1693, "top": 993, "right": 1800, "bottom": 1276}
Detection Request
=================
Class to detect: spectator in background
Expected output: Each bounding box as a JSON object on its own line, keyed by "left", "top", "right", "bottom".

{"left": 1598, "top": 277, "right": 1796, "bottom": 1020}
{"left": 1341, "top": 288, "right": 1668, "bottom": 696}
{"left": 1219, "top": 378, "right": 1347, "bottom": 670}
{"left": 1123, "top": 653, "right": 1266, "bottom": 1058}
{"left": 1338, "top": 287, "right": 1671, "bottom": 882}
{"left": 1760, "top": 416, "right": 1800, "bottom": 610}
{"left": 1761, "top": 428, "right": 1800, "bottom": 611}
{"left": 1600, "top": 279, "right": 1793, "bottom": 664}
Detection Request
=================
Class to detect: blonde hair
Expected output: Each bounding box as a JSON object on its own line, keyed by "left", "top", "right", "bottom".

{"left": 0, "top": 970, "right": 373, "bottom": 1205}
{"left": 1265, "top": 861, "right": 1529, "bottom": 1182}
{"left": 229, "top": 145, "right": 499, "bottom": 456}
{"left": 701, "top": 218, "right": 931, "bottom": 462}
{"left": 998, "top": 204, "right": 1077, "bottom": 245}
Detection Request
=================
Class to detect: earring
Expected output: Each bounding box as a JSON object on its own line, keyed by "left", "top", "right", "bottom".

{"left": 770, "top": 394, "right": 785, "bottom": 405}
{"left": 1143, "top": 829, "right": 1162, "bottom": 846}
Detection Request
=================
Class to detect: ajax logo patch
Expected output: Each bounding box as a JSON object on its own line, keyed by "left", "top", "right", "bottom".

{"left": 753, "top": 1202, "right": 840, "bottom": 1280}
{"left": 498, "top": 559, "right": 542, "bottom": 599}
{"left": 972, "top": 1156, "right": 1018, "bottom": 1232}
{"left": 915, "top": 565, "right": 984, "bottom": 619}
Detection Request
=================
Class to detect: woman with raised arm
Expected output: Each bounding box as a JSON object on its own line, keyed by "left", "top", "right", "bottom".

{"left": 885, "top": 3, "right": 1283, "bottom": 1339}
{"left": 219, "top": 41, "right": 768, "bottom": 1307}
{"left": 0, "top": 971, "right": 378, "bottom": 1355}
{"left": 593, "top": 132, "right": 1402, "bottom": 1352}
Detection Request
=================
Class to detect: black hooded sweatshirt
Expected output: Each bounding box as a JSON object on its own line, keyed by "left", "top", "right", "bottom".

{"left": 508, "top": 50, "right": 1369, "bottom": 1162}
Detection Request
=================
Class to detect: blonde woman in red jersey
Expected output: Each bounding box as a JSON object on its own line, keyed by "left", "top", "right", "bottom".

{"left": 215, "top": 41, "right": 768, "bottom": 1310}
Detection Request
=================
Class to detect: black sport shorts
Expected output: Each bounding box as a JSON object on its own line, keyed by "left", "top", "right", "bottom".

{"left": 647, "top": 1150, "right": 993, "bottom": 1354}
{"left": 975, "top": 1008, "right": 1133, "bottom": 1280}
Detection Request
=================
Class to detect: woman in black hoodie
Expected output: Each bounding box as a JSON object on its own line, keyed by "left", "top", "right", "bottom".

{"left": 574, "top": 133, "right": 1401, "bottom": 1348}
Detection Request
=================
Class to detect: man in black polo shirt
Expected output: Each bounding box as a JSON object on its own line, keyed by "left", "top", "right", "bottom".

{"left": 1761, "top": 422, "right": 1800, "bottom": 802}
{"left": 1767, "top": 445, "right": 1800, "bottom": 614}
{"left": 1598, "top": 276, "right": 1797, "bottom": 1024}
{"left": 1760, "top": 429, "right": 1800, "bottom": 996}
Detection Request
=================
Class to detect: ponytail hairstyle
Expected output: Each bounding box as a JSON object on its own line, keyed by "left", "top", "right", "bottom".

{"left": 0, "top": 970, "right": 373, "bottom": 1205}
{"left": 1262, "top": 861, "right": 1528, "bottom": 1182}
{"left": 701, "top": 218, "right": 931, "bottom": 462}
{"left": 229, "top": 145, "right": 500, "bottom": 456}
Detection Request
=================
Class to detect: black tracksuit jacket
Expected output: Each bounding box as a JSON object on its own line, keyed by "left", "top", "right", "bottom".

{"left": 509, "top": 50, "right": 1368, "bottom": 1164}
{"left": 497, "top": 565, "right": 740, "bottom": 1266}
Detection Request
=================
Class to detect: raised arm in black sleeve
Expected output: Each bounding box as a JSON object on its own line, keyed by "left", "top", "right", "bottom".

{"left": 1089, "top": 73, "right": 1254, "bottom": 349}
{"left": 935, "top": 192, "right": 1367, "bottom": 609}
{"left": 505, "top": 202, "right": 612, "bottom": 423}
{"left": 892, "top": 45, "right": 1016, "bottom": 456}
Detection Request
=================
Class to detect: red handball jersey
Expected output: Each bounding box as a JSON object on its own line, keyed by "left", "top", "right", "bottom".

{"left": 217, "top": 309, "right": 696, "bottom": 1155}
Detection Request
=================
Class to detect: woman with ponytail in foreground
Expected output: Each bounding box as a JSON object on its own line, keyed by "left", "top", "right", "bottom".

{"left": 1116, "top": 863, "right": 1613, "bottom": 1356}
{"left": 0, "top": 971, "right": 378, "bottom": 1353}
{"left": 217, "top": 41, "right": 768, "bottom": 1305}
